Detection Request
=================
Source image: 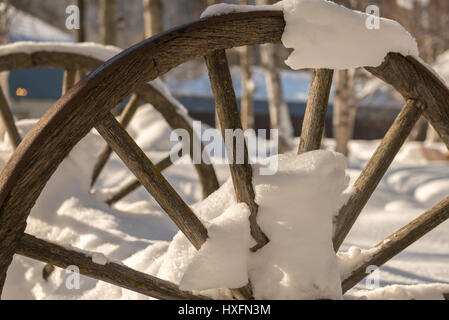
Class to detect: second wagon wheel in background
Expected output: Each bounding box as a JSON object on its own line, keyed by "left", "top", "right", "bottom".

{"left": 0, "top": 43, "right": 219, "bottom": 202}
{"left": 0, "top": 11, "right": 448, "bottom": 300}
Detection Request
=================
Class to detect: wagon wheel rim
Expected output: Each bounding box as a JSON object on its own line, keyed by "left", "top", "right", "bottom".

{"left": 0, "top": 10, "right": 447, "bottom": 299}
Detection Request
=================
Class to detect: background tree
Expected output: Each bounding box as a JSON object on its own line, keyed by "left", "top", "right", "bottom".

{"left": 0, "top": 0, "right": 11, "bottom": 44}
{"left": 257, "top": 0, "right": 294, "bottom": 153}
{"left": 0, "top": 0, "right": 11, "bottom": 141}
{"left": 333, "top": 69, "right": 358, "bottom": 156}
{"left": 331, "top": 0, "right": 363, "bottom": 156}
{"left": 239, "top": 0, "right": 255, "bottom": 131}
{"left": 99, "top": 0, "right": 117, "bottom": 45}
{"left": 142, "top": 0, "right": 163, "bottom": 39}
{"left": 75, "top": 0, "right": 86, "bottom": 42}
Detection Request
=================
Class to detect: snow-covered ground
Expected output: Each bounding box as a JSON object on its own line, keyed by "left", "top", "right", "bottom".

{"left": 0, "top": 104, "right": 447, "bottom": 300}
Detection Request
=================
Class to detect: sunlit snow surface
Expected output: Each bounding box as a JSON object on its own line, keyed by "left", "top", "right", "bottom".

{"left": 202, "top": 0, "right": 419, "bottom": 70}
{"left": 1, "top": 106, "right": 448, "bottom": 300}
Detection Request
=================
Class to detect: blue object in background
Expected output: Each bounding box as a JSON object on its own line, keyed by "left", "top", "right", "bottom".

{"left": 9, "top": 68, "right": 63, "bottom": 100}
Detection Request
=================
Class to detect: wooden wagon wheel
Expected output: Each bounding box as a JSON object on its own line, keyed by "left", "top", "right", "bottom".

{"left": 0, "top": 43, "right": 219, "bottom": 202}
{"left": 0, "top": 11, "right": 449, "bottom": 300}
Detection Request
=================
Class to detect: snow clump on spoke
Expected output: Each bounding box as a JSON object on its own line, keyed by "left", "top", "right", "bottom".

{"left": 154, "top": 151, "right": 350, "bottom": 300}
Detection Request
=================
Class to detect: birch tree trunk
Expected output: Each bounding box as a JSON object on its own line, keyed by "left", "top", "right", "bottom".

{"left": 240, "top": 45, "right": 255, "bottom": 131}
{"left": 99, "top": 0, "right": 117, "bottom": 45}
{"left": 0, "top": 0, "right": 11, "bottom": 141}
{"left": 142, "top": 0, "right": 163, "bottom": 39}
{"left": 75, "top": 0, "right": 86, "bottom": 42}
{"left": 238, "top": 0, "right": 255, "bottom": 131}
{"left": 333, "top": 69, "right": 358, "bottom": 157}
{"left": 257, "top": 0, "right": 293, "bottom": 153}
{"left": 207, "top": 0, "right": 221, "bottom": 130}
{"left": 260, "top": 43, "right": 293, "bottom": 153}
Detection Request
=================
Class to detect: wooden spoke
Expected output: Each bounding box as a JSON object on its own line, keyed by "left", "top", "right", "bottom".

{"left": 95, "top": 112, "right": 208, "bottom": 250}
{"left": 205, "top": 50, "right": 268, "bottom": 251}
{"left": 91, "top": 94, "right": 142, "bottom": 187}
{"left": 106, "top": 155, "right": 173, "bottom": 206}
{"left": 205, "top": 49, "right": 268, "bottom": 300}
{"left": 0, "top": 87, "right": 21, "bottom": 149}
{"left": 91, "top": 144, "right": 113, "bottom": 188}
{"left": 333, "top": 99, "right": 426, "bottom": 251}
{"left": 342, "top": 196, "right": 449, "bottom": 293}
{"left": 62, "top": 69, "right": 77, "bottom": 95}
{"left": 298, "top": 69, "right": 333, "bottom": 154}
{"left": 97, "top": 111, "right": 249, "bottom": 299}
{"left": 16, "top": 233, "right": 207, "bottom": 300}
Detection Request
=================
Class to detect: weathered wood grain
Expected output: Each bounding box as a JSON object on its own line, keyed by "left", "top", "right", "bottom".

{"left": 106, "top": 155, "right": 173, "bottom": 205}
{"left": 16, "top": 233, "right": 207, "bottom": 300}
{"left": 205, "top": 50, "right": 267, "bottom": 300}
{"left": 298, "top": 69, "right": 333, "bottom": 154}
{"left": 0, "top": 88, "right": 21, "bottom": 149}
{"left": 0, "top": 51, "right": 101, "bottom": 72}
{"left": 95, "top": 113, "right": 208, "bottom": 250}
{"left": 333, "top": 99, "right": 426, "bottom": 251}
{"left": 342, "top": 196, "right": 449, "bottom": 293}
{"left": 205, "top": 50, "right": 268, "bottom": 251}
{"left": 366, "top": 54, "right": 449, "bottom": 150}
{"left": 91, "top": 94, "right": 142, "bottom": 187}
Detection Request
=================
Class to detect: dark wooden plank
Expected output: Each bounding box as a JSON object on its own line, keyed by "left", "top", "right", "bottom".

{"left": 95, "top": 113, "right": 208, "bottom": 250}
{"left": 333, "top": 99, "right": 426, "bottom": 251}
{"left": 91, "top": 94, "right": 141, "bottom": 187}
{"left": 106, "top": 155, "right": 173, "bottom": 205}
{"left": 0, "top": 88, "right": 21, "bottom": 149}
{"left": 298, "top": 69, "right": 333, "bottom": 154}
{"left": 16, "top": 233, "right": 207, "bottom": 300}
{"left": 342, "top": 196, "right": 449, "bottom": 293}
